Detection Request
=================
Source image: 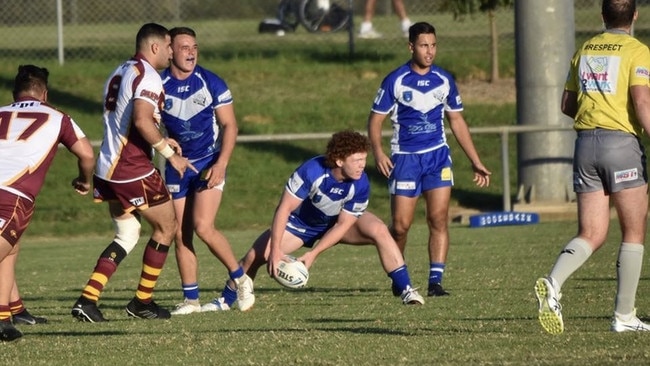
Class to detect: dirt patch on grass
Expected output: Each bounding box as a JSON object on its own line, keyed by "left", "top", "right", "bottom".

{"left": 457, "top": 78, "right": 516, "bottom": 105}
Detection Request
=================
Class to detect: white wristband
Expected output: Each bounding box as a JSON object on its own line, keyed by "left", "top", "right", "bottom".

{"left": 152, "top": 138, "right": 165, "bottom": 149}
{"left": 159, "top": 144, "right": 175, "bottom": 159}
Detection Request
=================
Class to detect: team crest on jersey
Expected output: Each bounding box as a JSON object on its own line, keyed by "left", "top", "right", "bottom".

{"left": 402, "top": 91, "right": 413, "bottom": 102}
{"left": 193, "top": 93, "right": 207, "bottom": 107}
{"left": 312, "top": 194, "right": 322, "bottom": 203}
{"left": 164, "top": 98, "right": 173, "bottom": 111}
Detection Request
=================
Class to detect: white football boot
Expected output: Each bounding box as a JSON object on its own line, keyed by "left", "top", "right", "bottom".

{"left": 235, "top": 274, "right": 255, "bottom": 312}
{"left": 170, "top": 299, "right": 202, "bottom": 315}
{"left": 535, "top": 277, "right": 563, "bottom": 335}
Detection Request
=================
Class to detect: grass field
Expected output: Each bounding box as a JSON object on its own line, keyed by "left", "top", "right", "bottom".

{"left": 4, "top": 8, "right": 650, "bottom": 363}
{"left": 3, "top": 221, "right": 650, "bottom": 364}
{"left": 0, "top": 42, "right": 517, "bottom": 237}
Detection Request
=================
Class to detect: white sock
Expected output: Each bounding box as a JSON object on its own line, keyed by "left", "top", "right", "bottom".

{"left": 548, "top": 237, "right": 593, "bottom": 291}
{"left": 615, "top": 242, "right": 644, "bottom": 316}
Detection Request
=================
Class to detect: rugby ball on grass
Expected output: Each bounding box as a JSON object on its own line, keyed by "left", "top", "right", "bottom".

{"left": 275, "top": 255, "right": 309, "bottom": 289}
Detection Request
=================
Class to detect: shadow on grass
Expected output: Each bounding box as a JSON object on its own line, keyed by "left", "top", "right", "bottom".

{"left": 238, "top": 140, "right": 316, "bottom": 166}
{"left": 37, "top": 330, "right": 128, "bottom": 337}
{"left": 366, "top": 166, "right": 503, "bottom": 212}
{"left": 0, "top": 68, "right": 101, "bottom": 116}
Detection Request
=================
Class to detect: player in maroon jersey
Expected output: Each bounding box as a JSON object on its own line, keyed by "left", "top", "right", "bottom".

{"left": 70, "top": 23, "right": 196, "bottom": 323}
{"left": 0, "top": 65, "right": 95, "bottom": 342}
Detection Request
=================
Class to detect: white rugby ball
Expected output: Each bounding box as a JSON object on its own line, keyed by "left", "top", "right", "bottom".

{"left": 275, "top": 256, "right": 309, "bottom": 289}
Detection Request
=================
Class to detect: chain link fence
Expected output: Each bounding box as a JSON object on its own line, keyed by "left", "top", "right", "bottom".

{"left": 0, "top": 1, "right": 610, "bottom": 66}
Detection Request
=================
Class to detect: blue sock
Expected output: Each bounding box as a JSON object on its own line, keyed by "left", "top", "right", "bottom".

{"left": 387, "top": 265, "right": 411, "bottom": 293}
{"left": 229, "top": 266, "right": 244, "bottom": 281}
{"left": 429, "top": 263, "right": 446, "bottom": 285}
{"left": 221, "top": 283, "right": 237, "bottom": 306}
{"left": 182, "top": 282, "right": 199, "bottom": 301}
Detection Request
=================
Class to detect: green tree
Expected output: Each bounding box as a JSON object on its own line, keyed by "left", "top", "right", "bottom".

{"left": 450, "top": 0, "right": 514, "bottom": 82}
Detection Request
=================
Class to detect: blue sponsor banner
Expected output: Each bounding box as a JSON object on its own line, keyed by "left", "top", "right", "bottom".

{"left": 469, "top": 211, "right": 539, "bottom": 228}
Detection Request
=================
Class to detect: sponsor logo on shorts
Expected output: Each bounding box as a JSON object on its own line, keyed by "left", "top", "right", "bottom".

{"left": 441, "top": 167, "right": 452, "bottom": 181}
{"left": 0, "top": 218, "right": 5, "bottom": 228}
{"left": 287, "top": 221, "right": 306, "bottom": 233}
{"left": 129, "top": 197, "right": 145, "bottom": 206}
{"left": 573, "top": 172, "right": 583, "bottom": 186}
{"left": 396, "top": 181, "right": 416, "bottom": 190}
{"left": 614, "top": 168, "right": 638, "bottom": 184}
{"left": 166, "top": 184, "right": 180, "bottom": 193}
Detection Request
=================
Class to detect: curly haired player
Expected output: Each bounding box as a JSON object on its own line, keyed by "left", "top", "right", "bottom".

{"left": 203, "top": 130, "right": 424, "bottom": 311}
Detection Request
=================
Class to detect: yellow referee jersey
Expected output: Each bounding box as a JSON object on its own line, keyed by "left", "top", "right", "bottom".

{"left": 565, "top": 31, "right": 650, "bottom": 135}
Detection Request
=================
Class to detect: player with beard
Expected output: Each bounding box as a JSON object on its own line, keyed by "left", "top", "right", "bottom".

{"left": 71, "top": 23, "right": 196, "bottom": 322}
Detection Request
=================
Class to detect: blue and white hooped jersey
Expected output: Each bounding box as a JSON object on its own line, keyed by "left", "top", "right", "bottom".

{"left": 371, "top": 61, "right": 463, "bottom": 154}
{"left": 285, "top": 156, "right": 369, "bottom": 230}
{"left": 160, "top": 65, "right": 233, "bottom": 160}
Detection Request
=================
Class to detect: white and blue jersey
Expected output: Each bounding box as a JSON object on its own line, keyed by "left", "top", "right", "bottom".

{"left": 161, "top": 65, "right": 233, "bottom": 198}
{"left": 371, "top": 61, "right": 463, "bottom": 154}
{"left": 160, "top": 65, "right": 233, "bottom": 160}
{"left": 285, "top": 156, "right": 369, "bottom": 247}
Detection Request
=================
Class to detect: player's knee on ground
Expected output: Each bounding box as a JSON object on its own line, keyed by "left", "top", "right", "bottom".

{"left": 113, "top": 216, "right": 141, "bottom": 254}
